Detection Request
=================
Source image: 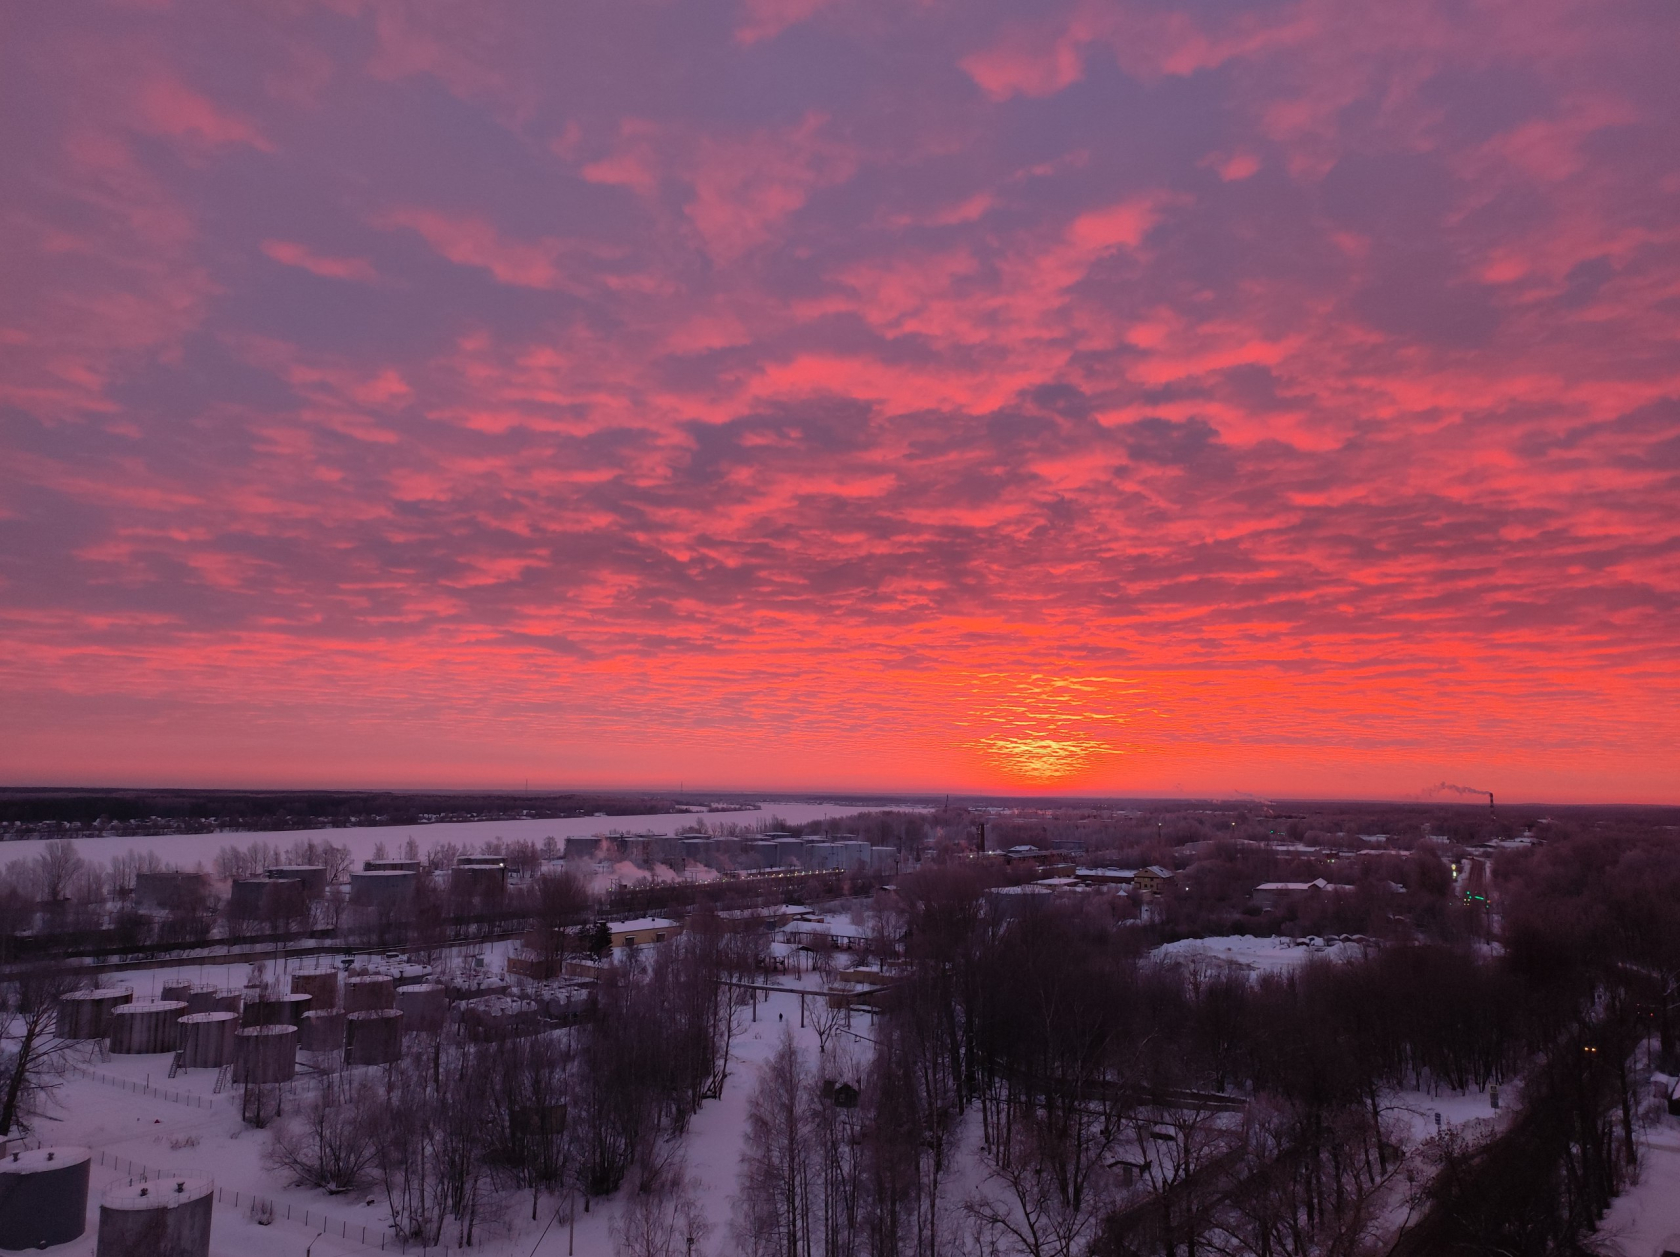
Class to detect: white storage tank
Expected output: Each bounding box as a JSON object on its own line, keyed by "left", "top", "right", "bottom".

{"left": 233, "top": 1024, "right": 298, "bottom": 1084}
{"left": 0, "top": 1145, "right": 91, "bottom": 1249}
{"left": 386, "top": 963, "right": 431, "bottom": 989}
{"left": 108, "top": 1000, "right": 187, "bottom": 1054}
{"left": 179, "top": 1012, "right": 239, "bottom": 1068}
{"left": 97, "top": 1175, "right": 213, "bottom": 1257}
{"left": 445, "top": 976, "right": 509, "bottom": 1002}
{"left": 56, "top": 988, "right": 133, "bottom": 1039}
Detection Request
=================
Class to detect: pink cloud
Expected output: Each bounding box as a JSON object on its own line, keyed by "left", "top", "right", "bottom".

{"left": 2, "top": 0, "right": 1678, "bottom": 798}
{"left": 135, "top": 75, "right": 274, "bottom": 152}
{"left": 374, "top": 208, "right": 567, "bottom": 289}
{"left": 261, "top": 239, "right": 379, "bottom": 282}
{"left": 735, "top": 0, "right": 839, "bottom": 45}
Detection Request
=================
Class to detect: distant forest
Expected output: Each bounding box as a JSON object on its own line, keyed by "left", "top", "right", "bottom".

{"left": 0, "top": 788, "right": 692, "bottom": 838}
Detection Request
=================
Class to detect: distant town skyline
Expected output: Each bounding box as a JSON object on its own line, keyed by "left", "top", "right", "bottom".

{"left": 3, "top": 1, "right": 1677, "bottom": 802}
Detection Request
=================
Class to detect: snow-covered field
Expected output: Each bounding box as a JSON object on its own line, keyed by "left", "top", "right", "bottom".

{"left": 0, "top": 802, "right": 858, "bottom": 871}
{"left": 1152, "top": 933, "right": 1370, "bottom": 976}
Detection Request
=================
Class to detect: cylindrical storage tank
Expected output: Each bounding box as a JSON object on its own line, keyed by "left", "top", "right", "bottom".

{"left": 343, "top": 974, "right": 395, "bottom": 1012}
{"left": 228, "top": 878, "right": 272, "bottom": 922}
{"left": 265, "top": 865, "right": 329, "bottom": 899}
{"left": 394, "top": 983, "right": 446, "bottom": 1034}
{"left": 0, "top": 1145, "right": 91, "bottom": 1250}
{"left": 182, "top": 985, "right": 222, "bottom": 1015}
{"left": 240, "top": 993, "right": 308, "bottom": 1028}
{"left": 97, "top": 1176, "right": 213, "bottom": 1257}
{"left": 108, "top": 1001, "right": 186, "bottom": 1054}
{"left": 290, "top": 968, "right": 338, "bottom": 1010}
{"left": 348, "top": 870, "right": 416, "bottom": 916}
{"left": 178, "top": 1012, "right": 238, "bottom": 1069}
{"left": 211, "top": 991, "right": 242, "bottom": 1016}
{"left": 232, "top": 1024, "right": 298, "bottom": 1084}
{"left": 299, "top": 1008, "right": 347, "bottom": 1053}
{"left": 160, "top": 981, "right": 192, "bottom": 1004}
{"left": 346, "top": 1009, "right": 403, "bottom": 1065}
{"left": 56, "top": 988, "right": 133, "bottom": 1040}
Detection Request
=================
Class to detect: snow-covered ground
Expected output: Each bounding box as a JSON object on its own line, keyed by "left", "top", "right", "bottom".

{"left": 27, "top": 958, "right": 865, "bottom": 1256}
{"left": 1152, "top": 933, "right": 1369, "bottom": 976}
{"left": 1600, "top": 1109, "right": 1680, "bottom": 1257}
{"left": 0, "top": 802, "right": 860, "bottom": 871}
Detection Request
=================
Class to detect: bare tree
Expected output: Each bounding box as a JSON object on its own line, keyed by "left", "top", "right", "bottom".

{"left": 34, "top": 840, "right": 83, "bottom": 903}
{"left": 483, "top": 1032, "right": 573, "bottom": 1219}
{"left": 966, "top": 1103, "right": 1117, "bottom": 1257}
{"left": 266, "top": 1070, "right": 380, "bottom": 1193}
{"left": 734, "top": 1031, "right": 815, "bottom": 1257}
{"left": 613, "top": 1167, "right": 711, "bottom": 1257}
{"left": 808, "top": 984, "right": 848, "bottom": 1059}
{"left": 1, "top": 964, "right": 79, "bottom": 1136}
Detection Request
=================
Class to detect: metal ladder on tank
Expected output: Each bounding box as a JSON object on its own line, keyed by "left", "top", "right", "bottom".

{"left": 212, "top": 1064, "right": 232, "bottom": 1094}
{"left": 167, "top": 1049, "right": 185, "bottom": 1079}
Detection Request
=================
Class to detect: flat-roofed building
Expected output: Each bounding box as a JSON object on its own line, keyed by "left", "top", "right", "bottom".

{"left": 608, "top": 917, "right": 681, "bottom": 948}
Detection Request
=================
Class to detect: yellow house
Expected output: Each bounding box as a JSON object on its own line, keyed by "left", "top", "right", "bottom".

{"left": 1132, "top": 866, "right": 1172, "bottom": 895}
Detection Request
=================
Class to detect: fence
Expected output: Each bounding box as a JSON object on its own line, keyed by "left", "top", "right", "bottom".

{"left": 72, "top": 1066, "right": 220, "bottom": 1110}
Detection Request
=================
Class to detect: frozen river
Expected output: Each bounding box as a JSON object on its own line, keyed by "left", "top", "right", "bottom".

{"left": 0, "top": 802, "right": 864, "bottom": 872}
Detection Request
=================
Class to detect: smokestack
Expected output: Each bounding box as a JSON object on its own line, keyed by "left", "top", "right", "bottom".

{"left": 1488, "top": 792, "right": 1495, "bottom": 814}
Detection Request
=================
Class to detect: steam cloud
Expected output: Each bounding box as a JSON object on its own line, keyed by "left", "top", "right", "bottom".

{"left": 1424, "top": 782, "right": 1487, "bottom": 798}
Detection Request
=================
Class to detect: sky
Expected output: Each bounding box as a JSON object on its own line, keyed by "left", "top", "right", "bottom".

{"left": 2, "top": 0, "right": 1677, "bottom": 801}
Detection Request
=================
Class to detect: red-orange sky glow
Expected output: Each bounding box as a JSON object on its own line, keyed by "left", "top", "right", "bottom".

{"left": 2, "top": 1, "right": 1677, "bottom": 801}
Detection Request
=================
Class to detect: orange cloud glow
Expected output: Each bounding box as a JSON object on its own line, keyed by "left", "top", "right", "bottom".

{"left": 1, "top": 0, "right": 1677, "bottom": 801}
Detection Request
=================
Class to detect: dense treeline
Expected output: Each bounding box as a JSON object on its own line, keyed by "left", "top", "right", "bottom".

{"left": 730, "top": 820, "right": 1680, "bottom": 1257}
{"left": 0, "top": 787, "right": 684, "bottom": 836}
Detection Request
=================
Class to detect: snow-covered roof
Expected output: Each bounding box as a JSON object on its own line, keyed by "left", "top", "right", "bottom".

{"left": 782, "top": 919, "right": 871, "bottom": 939}
{"left": 608, "top": 916, "right": 677, "bottom": 932}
